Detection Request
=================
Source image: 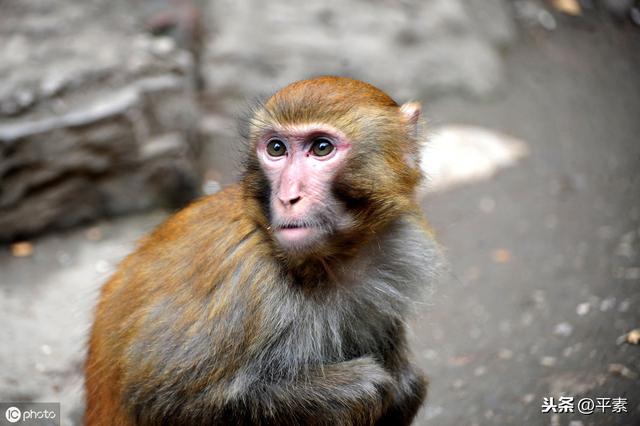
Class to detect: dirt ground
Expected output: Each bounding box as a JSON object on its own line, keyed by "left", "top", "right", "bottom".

{"left": 413, "top": 19, "right": 640, "bottom": 426}
{"left": 1, "top": 6, "right": 639, "bottom": 426}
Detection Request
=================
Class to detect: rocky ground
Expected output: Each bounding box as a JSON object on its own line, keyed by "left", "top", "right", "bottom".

{"left": 1, "top": 1, "right": 639, "bottom": 425}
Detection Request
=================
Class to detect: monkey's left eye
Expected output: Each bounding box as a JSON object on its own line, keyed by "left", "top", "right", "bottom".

{"left": 310, "top": 138, "right": 335, "bottom": 157}
{"left": 266, "top": 139, "right": 287, "bottom": 157}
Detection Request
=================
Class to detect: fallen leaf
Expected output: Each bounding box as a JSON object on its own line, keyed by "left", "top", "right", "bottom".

{"left": 551, "top": 0, "right": 581, "bottom": 15}
{"left": 448, "top": 355, "right": 473, "bottom": 367}
{"left": 626, "top": 329, "right": 640, "bottom": 345}
{"left": 11, "top": 241, "right": 34, "bottom": 257}
{"left": 492, "top": 248, "right": 512, "bottom": 263}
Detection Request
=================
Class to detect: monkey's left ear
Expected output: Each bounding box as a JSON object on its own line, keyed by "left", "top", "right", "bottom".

{"left": 399, "top": 101, "right": 422, "bottom": 170}
{"left": 400, "top": 101, "right": 422, "bottom": 135}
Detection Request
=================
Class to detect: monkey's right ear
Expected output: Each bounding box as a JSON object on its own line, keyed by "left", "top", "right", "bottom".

{"left": 400, "top": 101, "right": 422, "bottom": 134}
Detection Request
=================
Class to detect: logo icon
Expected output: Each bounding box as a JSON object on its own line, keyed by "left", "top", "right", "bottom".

{"left": 5, "top": 406, "right": 21, "bottom": 423}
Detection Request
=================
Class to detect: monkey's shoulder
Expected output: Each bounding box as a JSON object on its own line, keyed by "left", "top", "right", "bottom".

{"left": 148, "top": 184, "right": 247, "bottom": 238}
{"left": 130, "top": 184, "right": 257, "bottom": 257}
{"left": 100, "top": 184, "right": 266, "bottom": 310}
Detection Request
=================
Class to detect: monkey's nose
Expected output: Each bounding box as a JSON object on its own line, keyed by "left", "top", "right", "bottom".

{"left": 278, "top": 174, "right": 303, "bottom": 207}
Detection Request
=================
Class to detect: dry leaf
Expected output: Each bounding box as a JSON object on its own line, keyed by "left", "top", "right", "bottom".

{"left": 11, "top": 241, "right": 34, "bottom": 257}
{"left": 492, "top": 248, "right": 512, "bottom": 263}
{"left": 626, "top": 329, "right": 640, "bottom": 345}
{"left": 448, "top": 355, "right": 473, "bottom": 367}
{"left": 551, "top": 0, "right": 581, "bottom": 16}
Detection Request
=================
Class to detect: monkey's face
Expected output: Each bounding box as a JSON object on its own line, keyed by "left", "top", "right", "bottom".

{"left": 256, "top": 124, "right": 355, "bottom": 253}
{"left": 245, "top": 77, "right": 424, "bottom": 259}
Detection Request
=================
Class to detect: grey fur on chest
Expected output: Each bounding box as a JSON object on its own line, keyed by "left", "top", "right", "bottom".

{"left": 252, "top": 216, "right": 441, "bottom": 376}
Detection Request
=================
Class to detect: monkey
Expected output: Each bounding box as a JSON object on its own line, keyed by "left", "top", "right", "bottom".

{"left": 84, "top": 76, "right": 442, "bottom": 426}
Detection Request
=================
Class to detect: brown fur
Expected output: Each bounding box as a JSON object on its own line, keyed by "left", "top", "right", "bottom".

{"left": 85, "top": 77, "right": 441, "bottom": 425}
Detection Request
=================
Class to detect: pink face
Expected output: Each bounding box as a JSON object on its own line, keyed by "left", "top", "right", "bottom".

{"left": 256, "top": 124, "right": 353, "bottom": 252}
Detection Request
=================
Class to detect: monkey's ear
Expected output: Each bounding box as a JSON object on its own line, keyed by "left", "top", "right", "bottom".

{"left": 399, "top": 101, "right": 423, "bottom": 170}
{"left": 400, "top": 101, "right": 421, "bottom": 132}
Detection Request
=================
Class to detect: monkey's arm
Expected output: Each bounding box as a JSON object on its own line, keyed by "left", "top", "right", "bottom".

{"left": 375, "top": 321, "right": 428, "bottom": 426}
{"left": 218, "top": 356, "right": 393, "bottom": 426}
{"left": 120, "top": 354, "right": 394, "bottom": 425}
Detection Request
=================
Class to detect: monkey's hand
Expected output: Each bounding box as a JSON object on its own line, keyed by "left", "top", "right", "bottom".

{"left": 240, "top": 356, "right": 393, "bottom": 426}
{"left": 375, "top": 365, "right": 427, "bottom": 426}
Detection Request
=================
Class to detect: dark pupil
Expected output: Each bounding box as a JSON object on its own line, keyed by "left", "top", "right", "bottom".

{"left": 313, "top": 139, "right": 333, "bottom": 156}
{"left": 268, "top": 140, "right": 284, "bottom": 156}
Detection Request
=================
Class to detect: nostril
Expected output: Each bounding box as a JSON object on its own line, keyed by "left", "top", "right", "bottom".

{"left": 289, "top": 196, "right": 301, "bottom": 205}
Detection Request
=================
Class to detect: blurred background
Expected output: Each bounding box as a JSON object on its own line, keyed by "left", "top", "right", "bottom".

{"left": 1, "top": 0, "right": 639, "bottom": 424}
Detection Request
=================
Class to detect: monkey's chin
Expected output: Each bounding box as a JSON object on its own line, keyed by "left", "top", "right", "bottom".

{"left": 274, "top": 226, "right": 324, "bottom": 253}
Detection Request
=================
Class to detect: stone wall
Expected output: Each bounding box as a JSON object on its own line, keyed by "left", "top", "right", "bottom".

{"left": 0, "top": 0, "right": 202, "bottom": 241}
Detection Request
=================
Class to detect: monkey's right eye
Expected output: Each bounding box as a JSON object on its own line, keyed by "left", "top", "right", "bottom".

{"left": 266, "top": 139, "right": 287, "bottom": 157}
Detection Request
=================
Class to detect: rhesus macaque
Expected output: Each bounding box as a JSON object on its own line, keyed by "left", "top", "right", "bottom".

{"left": 85, "top": 76, "right": 442, "bottom": 425}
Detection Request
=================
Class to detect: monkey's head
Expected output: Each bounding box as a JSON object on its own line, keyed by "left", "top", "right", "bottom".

{"left": 243, "top": 76, "right": 423, "bottom": 262}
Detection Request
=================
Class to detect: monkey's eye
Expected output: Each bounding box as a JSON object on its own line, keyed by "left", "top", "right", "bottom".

{"left": 310, "top": 138, "right": 335, "bottom": 157}
{"left": 266, "top": 139, "right": 287, "bottom": 157}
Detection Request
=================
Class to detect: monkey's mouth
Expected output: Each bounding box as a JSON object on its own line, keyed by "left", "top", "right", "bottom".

{"left": 280, "top": 223, "right": 306, "bottom": 229}
{"left": 273, "top": 221, "right": 324, "bottom": 249}
{"left": 277, "top": 223, "right": 314, "bottom": 237}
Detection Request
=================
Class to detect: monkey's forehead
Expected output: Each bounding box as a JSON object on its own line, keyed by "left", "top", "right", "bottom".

{"left": 267, "top": 76, "right": 399, "bottom": 110}
{"left": 249, "top": 106, "right": 404, "bottom": 142}
{"left": 249, "top": 77, "right": 408, "bottom": 139}
{"left": 248, "top": 121, "right": 348, "bottom": 139}
{"left": 252, "top": 99, "right": 402, "bottom": 138}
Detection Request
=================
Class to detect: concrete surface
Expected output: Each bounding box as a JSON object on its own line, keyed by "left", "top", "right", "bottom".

{"left": 413, "top": 18, "right": 640, "bottom": 426}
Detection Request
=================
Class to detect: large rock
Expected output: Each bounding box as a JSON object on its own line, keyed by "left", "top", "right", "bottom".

{"left": 0, "top": 0, "right": 202, "bottom": 242}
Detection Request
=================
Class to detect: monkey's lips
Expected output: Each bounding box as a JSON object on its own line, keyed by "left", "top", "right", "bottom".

{"left": 274, "top": 223, "right": 322, "bottom": 249}
{"left": 277, "top": 224, "right": 314, "bottom": 240}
